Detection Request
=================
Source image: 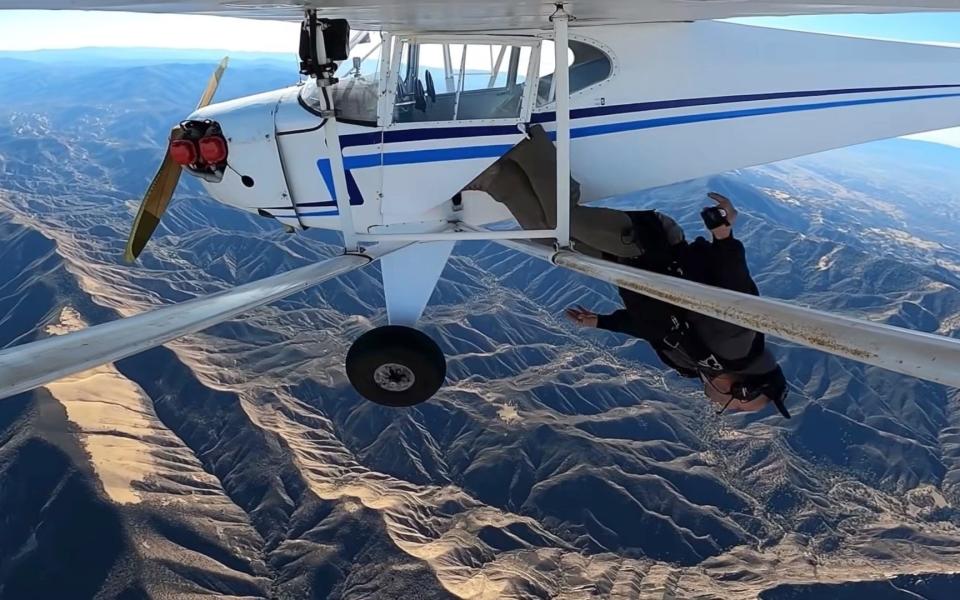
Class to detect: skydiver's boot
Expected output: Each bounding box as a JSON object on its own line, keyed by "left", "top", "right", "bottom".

{"left": 465, "top": 125, "right": 642, "bottom": 258}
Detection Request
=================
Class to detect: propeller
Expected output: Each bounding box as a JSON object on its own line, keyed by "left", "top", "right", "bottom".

{"left": 124, "top": 57, "right": 229, "bottom": 262}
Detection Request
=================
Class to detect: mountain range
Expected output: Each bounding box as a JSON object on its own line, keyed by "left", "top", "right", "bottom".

{"left": 1, "top": 49, "right": 959, "bottom": 599}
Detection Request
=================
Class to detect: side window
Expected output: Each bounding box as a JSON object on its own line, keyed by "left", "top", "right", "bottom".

{"left": 329, "top": 32, "right": 383, "bottom": 124}
{"left": 537, "top": 40, "right": 612, "bottom": 106}
{"left": 394, "top": 41, "right": 532, "bottom": 123}
{"left": 302, "top": 32, "right": 383, "bottom": 124}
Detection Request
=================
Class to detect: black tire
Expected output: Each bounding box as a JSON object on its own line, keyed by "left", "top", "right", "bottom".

{"left": 346, "top": 325, "right": 446, "bottom": 407}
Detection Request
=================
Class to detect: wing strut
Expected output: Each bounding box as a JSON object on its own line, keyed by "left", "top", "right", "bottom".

{"left": 0, "top": 243, "right": 406, "bottom": 402}
{"left": 552, "top": 3, "right": 572, "bottom": 249}
{"left": 498, "top": 238, "right": 960, "bottom": 390}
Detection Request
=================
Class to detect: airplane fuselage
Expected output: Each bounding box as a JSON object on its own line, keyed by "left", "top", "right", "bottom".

{"left": 190, "top": 21, "right": 960, "bottom": 237}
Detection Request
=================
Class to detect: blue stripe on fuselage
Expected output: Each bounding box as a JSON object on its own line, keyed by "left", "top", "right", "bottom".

{"left": 340, "top": 124, "right": 521, "bottom": 150}
{"left": 375, "top": 144, "right": 516, "bottom": 166}
{"left": 298, "top": 210, "right": 340, "bottom": 217}
{"left": 331, "top": 83, "right": 960, "bottom": 151}
{"left": 565, "top": 91, "right": 960, "bottom": 139}
{"left": 337, "top": 90, "right": 960, "bottom": 162}
{"left": 531, "top": 82, "right": 960, "bottom": 124}
{"left": 311, "top": 144, "right": 515, "bottom": 212}
{"left": 298, "top": 86, "right": 960, "bottom": 217}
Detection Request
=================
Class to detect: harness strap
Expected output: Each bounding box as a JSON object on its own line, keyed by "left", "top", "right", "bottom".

{"left": 622, "top": 209, "right": 765, "bottom": 374}
{"left": 661, "top": 315, "right": 726, "bottom": 372}
{"left": 661, "top": 315, "right": 767, "bottom": 374}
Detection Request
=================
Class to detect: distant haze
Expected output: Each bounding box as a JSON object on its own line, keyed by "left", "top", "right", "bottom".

{"left": 0, "top": 9, "right": 299, "bottom": 52}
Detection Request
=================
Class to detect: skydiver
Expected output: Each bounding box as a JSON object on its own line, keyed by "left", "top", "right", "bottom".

{"left": 467, "top": 125, "right": 790, "bottom": 418}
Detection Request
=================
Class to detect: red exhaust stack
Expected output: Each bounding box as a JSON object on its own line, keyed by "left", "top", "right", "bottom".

{"left": 198, "top": 135, "right": 228, "bottom": 164}
{"left": 169, "top": 139, "right": 197, "bottom": 166}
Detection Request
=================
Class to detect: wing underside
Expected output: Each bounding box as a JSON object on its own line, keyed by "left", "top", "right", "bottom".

{"left": 3, "top": 1, "right": 960, "bottom": 31}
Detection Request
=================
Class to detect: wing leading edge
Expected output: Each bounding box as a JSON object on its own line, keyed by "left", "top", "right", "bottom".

{"left": 0, "top": 244, "right": 405, "bottom": 403}
{"left": 3, "top": 1, "right": 960, "bottom": 31}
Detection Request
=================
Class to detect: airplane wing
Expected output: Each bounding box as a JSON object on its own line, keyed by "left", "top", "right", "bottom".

{"left": 0, "top": 244, "right": 404, "bottom": 403}
{"left": 3, "top": 1, "right": 960, "bottom": 31}
{"left": 498, "top": 238, "right": 960, "bottom": 391}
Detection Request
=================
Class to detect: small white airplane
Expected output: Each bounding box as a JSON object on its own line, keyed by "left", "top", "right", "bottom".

{"left": 1, "top": 0, "right": 960, "bottom": 408}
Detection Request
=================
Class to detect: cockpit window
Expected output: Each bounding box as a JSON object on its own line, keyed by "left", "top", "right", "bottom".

{"left": 300, "top": 31, "right": 382, "bottom": 125}
{"left": 537, "top": 39, "right": 612, "bottom": 106}
{"left": 393, "top": 40, "right": 533, "bottom": 123}
{"left": 299, "top": 35, "right": 609, "bottom": 124}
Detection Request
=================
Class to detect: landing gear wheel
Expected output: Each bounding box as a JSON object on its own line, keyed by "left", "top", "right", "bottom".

{"left": 346, "top": 325, "right": 446, "bottom": 407}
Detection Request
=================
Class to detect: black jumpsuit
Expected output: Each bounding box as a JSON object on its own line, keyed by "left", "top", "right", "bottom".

{"left": 465, "top": 126, "right": 776, "bottom": 377}
{"left": 467, "top": 125, "right": 769, "bottom": 377}
{"left": 596, "top": 235, "right": 767, "bottom": 377}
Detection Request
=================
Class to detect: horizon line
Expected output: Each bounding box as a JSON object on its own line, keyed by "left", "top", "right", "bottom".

{"left": 0, "top": 45, "right": 295, "bottom": 55}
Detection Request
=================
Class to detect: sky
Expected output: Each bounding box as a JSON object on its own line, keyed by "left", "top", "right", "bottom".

{"left": 0, "top": 11, "right": 300, "bottom": 53}
{"left": 735, "top": 13, "right": 960, "bottom": 148}
{"left": 3, "top": 9, "right": 960, "bottom": 146}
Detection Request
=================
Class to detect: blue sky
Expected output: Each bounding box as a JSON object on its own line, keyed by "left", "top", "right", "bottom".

{"left": 734, "top": 12, "right": 960, "bottom": 43}
{"left": 0, "top": 10, "right": 300, "bottom": 53}
{"left": 737, "top": 13, "right": 960, "bottom": 147}
{"left": 3, "top": 10, "right": 960, "bottom": 145}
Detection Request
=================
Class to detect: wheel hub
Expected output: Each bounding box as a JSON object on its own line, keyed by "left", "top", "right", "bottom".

{"left": 373, "top": 363, "right": 416, "bottom": 392}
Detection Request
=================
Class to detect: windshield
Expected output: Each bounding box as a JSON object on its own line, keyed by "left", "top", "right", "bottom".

{"left": 393, "top": 40, "right": 533, "bottom": 123}
{"left": 300, "top": 31, "right": 383, "bottom": 125}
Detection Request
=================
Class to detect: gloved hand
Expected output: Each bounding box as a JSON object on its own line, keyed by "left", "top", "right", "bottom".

{"left": 706, "top": 192, "right": 737, "bottom": 240}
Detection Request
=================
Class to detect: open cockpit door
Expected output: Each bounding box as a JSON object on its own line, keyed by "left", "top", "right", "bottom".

{"left": 373, "top": 35, "right": 541, "bottom": 225}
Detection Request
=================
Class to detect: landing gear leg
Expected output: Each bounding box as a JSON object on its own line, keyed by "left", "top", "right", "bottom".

{"left": 345, "top": 326, "right": 446, "bottom": 407}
